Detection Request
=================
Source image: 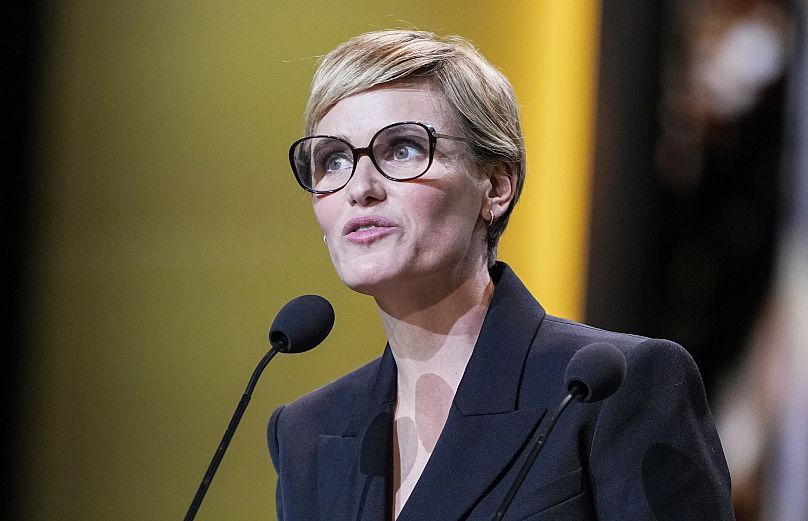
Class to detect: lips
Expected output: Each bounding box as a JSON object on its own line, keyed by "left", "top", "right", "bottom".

{"left": 342, "top": 215, "right": 397, "bottom": 243}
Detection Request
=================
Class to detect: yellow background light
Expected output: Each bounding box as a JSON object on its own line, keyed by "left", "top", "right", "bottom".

{"left": 19, "top": 2, "right": 600, "bottom": 518}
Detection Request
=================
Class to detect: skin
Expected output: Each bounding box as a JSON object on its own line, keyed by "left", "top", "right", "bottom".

{"left": 312, "top": 82, "right": 515, "bottom": 518}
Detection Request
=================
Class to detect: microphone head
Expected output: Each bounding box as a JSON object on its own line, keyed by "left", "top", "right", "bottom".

{"left": 268, "top": 295, "right": 334, "bottom": 354}
{"left": 564, "top": 342, "right": 627, "bottom": 403}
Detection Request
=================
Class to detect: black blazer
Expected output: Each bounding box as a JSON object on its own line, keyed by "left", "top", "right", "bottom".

{"left": 268, "top": 263, "right": 735, "bottom": 520}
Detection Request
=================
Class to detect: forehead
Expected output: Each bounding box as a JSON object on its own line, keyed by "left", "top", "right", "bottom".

{"left": 315, "top": 83, "right": 457, "bottom": 141}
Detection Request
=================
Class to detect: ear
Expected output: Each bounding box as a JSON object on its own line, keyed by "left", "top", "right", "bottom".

{"left": 481, "top": 161, "right": 516, "bottom": 222}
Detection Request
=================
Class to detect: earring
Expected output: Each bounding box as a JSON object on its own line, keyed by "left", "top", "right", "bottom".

{"left": 488, "top": 209, "right": 495, "bottom": 228}
{"left": 323, "top": 235, "right": 328, "bottom": 245}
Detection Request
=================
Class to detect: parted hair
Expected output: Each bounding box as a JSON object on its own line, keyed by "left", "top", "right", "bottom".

{"left": 304, "top": 30, "right": 526, "bottom": 266}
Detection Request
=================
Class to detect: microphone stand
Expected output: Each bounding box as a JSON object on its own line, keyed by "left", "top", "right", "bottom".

{"left": 491, "top": 384, "right": 584, "bottom": 521}
{"left": 183, "top": 346, "right": 280, "bottom": 521}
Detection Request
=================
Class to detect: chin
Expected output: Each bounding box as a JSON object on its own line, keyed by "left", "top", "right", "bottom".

{"left": 334, "top": 257, "right": 405, "bottom": 296}
{"left": 339, "top": 274, "right": 393, "bottom": 297}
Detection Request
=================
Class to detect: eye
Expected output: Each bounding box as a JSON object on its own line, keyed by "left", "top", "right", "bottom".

{"left": 313, "top": 145, "right": 352, "bottom": 174}
{"left": 379, "top": 138, "right": 426, "bottom": 163}
{"left": 323, "top": 153, "right": 351, "bottom": 172}
{"left": 393, "top": 143, "right": 420, "bottom": 160}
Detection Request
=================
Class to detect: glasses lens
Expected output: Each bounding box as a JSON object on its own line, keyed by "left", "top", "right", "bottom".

{"left": 372, "top": 123, "right": 432, "bottom": 180}
{"left": 292, "top": 137, "right": 354, "bottom": 192}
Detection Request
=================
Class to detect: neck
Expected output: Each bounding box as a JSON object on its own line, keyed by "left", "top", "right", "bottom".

{"left": 376, "top": 264, "right": 494, "bottom": 390}
{"left": 382, "top": 263, "right": 494, "bottom": 518}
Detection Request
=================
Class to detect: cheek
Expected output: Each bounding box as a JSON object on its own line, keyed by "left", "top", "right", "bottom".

{"left": 409, "top": 182, "right": 483, "bottom": 243}
{"left": 312, "top": 198, "right": 339, "bottom": 234}
{"left": 434, "top": 173, "right": 486, "bottom": 222}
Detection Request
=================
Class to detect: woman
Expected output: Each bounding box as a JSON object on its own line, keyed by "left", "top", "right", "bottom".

{"left": 268, "top": 30, "right": 735, "bottom": 520}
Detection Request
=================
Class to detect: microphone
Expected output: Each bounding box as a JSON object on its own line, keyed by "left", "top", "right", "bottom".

{"left": 563, "top": 341, "right": 626, "bottom": 403}
{"left": 491, "top": 342, "right": 626, "bottom": 520}
{"left": 268, "top": 294, "right": 335, "bottom": 354}
{"left": 183, "top": 295, "right": 334, "bottom": 521}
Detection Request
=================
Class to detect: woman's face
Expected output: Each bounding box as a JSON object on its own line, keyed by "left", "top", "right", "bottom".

{"left": 312, "top": 83, "right": 491, "bottom": 299}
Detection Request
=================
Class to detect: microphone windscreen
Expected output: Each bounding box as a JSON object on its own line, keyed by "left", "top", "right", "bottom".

{"left": 268, "top": 294, "right": 335, "bottom": 354}
{"left": 564, "top": 342, "right": 627, "bottom": 403}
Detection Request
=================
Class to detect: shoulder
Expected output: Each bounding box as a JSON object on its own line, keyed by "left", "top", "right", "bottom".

{"left": 270, "top": 355, "right": 383, "bottom": 437}
{"left": 539, "top": 315, "right": 696, "bottom": 370}
{"left": 538, "top": 314, "right": 648, "bottom": 349}
{"left": 549, "top": 324, "right": 735, "bottom": 518}
{"left": 534, "top": 317, "right": 717, "bottom": 450}
{"left": 525, "top": 314, "right": 703, "bottom": 402}
{"left": 268, "top": 356, "right": 384, "bottom": 471}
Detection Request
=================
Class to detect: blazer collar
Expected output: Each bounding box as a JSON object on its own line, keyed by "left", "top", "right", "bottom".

{"left": 318, "top": 262, "right": 548, "bottom": 521}
{"left": 343, "top": 345, "right": 398, "bottom": 437}
{"left": 342, "top": 262, "right": 546, "bottom": 428}
{"left": 316, "top": 345, "right": 398, "bottom": 520}
{"left": 396, "top": 262, "right": 549, "bottom": 520}
{"left": 454, "top": 261, "right": 546, "bottom": 415}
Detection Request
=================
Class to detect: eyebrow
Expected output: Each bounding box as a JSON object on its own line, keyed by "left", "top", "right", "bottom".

{"left": 383, "top": 124, "right": 420, "bottom": 135}
{"left": 310, "top": 131, "right": 352, "bottom": 143}
{"left": 330, "top": 132, "right": 353, "bottom": 142}
{"left": 315, "top": 122, "right": 430, "bottom": 143}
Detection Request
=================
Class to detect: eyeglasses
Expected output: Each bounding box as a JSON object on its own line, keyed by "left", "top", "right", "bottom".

{"left": 289, "top": 121, "right": 467, "bottom": 194}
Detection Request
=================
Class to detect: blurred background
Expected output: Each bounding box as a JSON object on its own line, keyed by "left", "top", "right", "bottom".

{"left": 7, "top": 0, "right": 806, "bottom": 519}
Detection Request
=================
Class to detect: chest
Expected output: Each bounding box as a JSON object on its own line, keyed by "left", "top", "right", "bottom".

{"left": 392, "top": 374, "right": 456, "bottom": 517}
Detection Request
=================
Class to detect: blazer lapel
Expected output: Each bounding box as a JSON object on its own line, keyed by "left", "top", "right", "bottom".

{"left": 397, "top": 264, "right": 549, "bottom": 521}
{"left": 317, "top": 347, "right": 398, "bottom": 521}
{"left": 396, "top": 405, "right": 547, "bottom": 521}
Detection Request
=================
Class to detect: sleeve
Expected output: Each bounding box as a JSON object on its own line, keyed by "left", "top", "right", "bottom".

{"left": 267, "top": 405, "right": 285, "bottom": 521}
{"left": 588, "top": 338, "right": 735, "bottom": 520}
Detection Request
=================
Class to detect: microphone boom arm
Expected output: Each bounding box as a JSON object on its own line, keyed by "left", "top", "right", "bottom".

{"left": 183, "top": 347, "right": 280, "bottom": 521}
{"left": 181, "top": 293, "right": 334, "bottom": 520}
{"left": 491, "top": 384, "right": 583, "bottom": 521}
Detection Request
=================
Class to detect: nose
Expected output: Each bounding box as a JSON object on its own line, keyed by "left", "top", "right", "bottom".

{"left": 346, "top": 154, "right": 386, "bottom": 206}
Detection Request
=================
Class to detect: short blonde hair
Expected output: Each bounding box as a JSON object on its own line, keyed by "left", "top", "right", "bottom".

{"left": 304, "top": 30, "right": 526, "bottom": 265}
